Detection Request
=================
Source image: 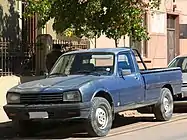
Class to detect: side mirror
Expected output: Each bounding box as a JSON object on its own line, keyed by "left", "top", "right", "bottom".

{"left": 119, "top": 69, "right": 131, "bottom": 77}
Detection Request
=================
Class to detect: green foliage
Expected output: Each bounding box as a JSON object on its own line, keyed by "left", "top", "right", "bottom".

{"left": 23, "top": 0, "right": 161, "bottom": 42}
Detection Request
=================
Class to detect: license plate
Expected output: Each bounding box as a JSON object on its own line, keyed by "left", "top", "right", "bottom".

{"left": 29, "top": 112, "right": 48, "bottom": 119}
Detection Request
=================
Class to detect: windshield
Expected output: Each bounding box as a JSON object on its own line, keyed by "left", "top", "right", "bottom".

{"left": 50, "top": 52, "right": 115, "bottom": 76}
{"left": 168, "top": 57, "right": 187, "bottom": 73}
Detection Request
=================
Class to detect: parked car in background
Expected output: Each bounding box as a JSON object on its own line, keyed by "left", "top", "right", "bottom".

{"left": 168, "top": 55, "right": 187, "bottom": 100}
{"left": 3, "top": 48, "right": 182, "bottom": 137}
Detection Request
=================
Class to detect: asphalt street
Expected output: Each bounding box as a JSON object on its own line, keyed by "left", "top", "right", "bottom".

{"left": 0, "top": 104, "right": 187, "bottom": 140}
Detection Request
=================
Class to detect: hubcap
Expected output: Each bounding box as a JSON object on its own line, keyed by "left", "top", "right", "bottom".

{"left": 96, "top": 107, "right": 108, "bottom": 129}
{"left": 163, "top": 97, "right": 170, "bottom": 113}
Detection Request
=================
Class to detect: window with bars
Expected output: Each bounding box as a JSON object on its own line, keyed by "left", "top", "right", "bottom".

{"left": 22, "top": 2, "right": 37, "bottom": 44}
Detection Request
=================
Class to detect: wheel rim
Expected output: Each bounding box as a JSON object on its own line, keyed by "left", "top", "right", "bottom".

{"left": 95, "top": 107, "right": 108, "bottom": 130}
{"left": 163, "top": 96, "right": 171, "bottom": 114}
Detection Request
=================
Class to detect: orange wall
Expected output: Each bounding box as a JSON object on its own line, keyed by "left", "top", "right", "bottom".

{"left": 177, "top": 0, "right": 187, "bottom": 55}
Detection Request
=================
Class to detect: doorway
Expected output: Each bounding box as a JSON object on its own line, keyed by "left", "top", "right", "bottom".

{"left": 167, "top": 14, "right": 179, "bottom": 64}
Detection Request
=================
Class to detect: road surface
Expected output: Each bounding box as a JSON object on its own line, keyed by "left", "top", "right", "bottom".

{"left": 101, "top": 115, "right": 187, "bottom": 140}
{"left": 0, "top": 111, "right": 187, "bottom": 140}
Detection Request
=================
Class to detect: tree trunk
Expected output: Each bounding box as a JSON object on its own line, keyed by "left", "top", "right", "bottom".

{"left": 115, "top": 39, "right": 118, "bottom": 48}
{"left": 123, "top": 36, "right": 125, "bottom": 47}
{"left": 94, "top": 36, "right": 97, "bottom": 48}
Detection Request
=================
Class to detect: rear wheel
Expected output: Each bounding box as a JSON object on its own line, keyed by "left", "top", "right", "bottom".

{"left": 153, "top": 88, "right": 173, "bottom": 121}
{"left": 85, "top": 97, "right": 113, "bottom": 137}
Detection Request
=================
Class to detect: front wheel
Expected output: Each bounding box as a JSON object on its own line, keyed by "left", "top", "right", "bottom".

{"left": 85, "top": 97, "right": 113, "bottom": 137}
{"left": 153, "top": 88, "right": 173, "bottom": 121}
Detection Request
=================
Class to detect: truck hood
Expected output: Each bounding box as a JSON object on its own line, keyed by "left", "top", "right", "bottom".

{"left": 10, "top": 75, "right": 102, "bottom": 93}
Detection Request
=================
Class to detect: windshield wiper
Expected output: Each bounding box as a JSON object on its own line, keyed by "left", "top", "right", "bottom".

{"left": 76, "top": 70, "right": 101, "bottom": 76}
{"left": 48, "top": 73, "right": 67, "bottom": 77}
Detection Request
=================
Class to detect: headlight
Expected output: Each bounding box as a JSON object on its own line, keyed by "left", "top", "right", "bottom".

{"left": 7, "top": 93, "right": 20, "bottom": 104}
{"left": 63, "top": 91, "right": 81, "bottom": 102}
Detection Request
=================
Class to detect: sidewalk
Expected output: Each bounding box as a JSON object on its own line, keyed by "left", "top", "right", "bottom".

{"left": 0, "top": 76, "right": 20, "bottom": 123}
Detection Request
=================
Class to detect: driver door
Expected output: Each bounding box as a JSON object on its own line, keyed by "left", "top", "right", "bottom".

{"left": 117, "top": 52, "right": 144, "bottom": 106}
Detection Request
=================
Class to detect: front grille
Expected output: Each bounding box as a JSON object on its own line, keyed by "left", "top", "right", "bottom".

{"left": 20, "top": 93, "right": 63, "bottom": 104}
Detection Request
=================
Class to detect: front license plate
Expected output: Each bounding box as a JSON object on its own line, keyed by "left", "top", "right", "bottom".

{"left": 29, "top": 112, "right": 48, "bottom": 119}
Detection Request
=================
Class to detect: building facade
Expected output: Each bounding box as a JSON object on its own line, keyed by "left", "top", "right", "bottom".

{"left": 90, "top": 0, "right": 187, "bottom": 68}
{"left": 1, "top": 0, "right": 187, "bottom": 74}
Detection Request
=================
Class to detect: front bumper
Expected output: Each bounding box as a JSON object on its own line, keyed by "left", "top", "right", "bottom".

{"left": 3, "top": 102, "right": 91, "bottom": 121}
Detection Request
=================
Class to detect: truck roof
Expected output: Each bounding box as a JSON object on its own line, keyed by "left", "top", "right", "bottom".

{"left": 65, "top": 47, "right": 131, "bottom": 55}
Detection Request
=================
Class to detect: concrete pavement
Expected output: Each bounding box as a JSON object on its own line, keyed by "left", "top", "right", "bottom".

{"left": 100, "top": 116, "right": 187, "bottom": 140}
{"left": 0, "top": 76, "right": 20, "bottom": 123}
{"left": 0, "top": 113, "right": 186, "bottom": 139}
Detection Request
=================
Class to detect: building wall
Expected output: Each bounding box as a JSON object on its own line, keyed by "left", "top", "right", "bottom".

{"left": 89, "top": 1, "right": 172, "bottom": 68}
{"left": 147, "top": 0, "right": 187, "bottom": 67}
{"left": 176, "top": 0, "right": 187, "bottom": 56}
{"left": 146, "top": 10, "right": 168, "bottom": 68}
{"left": 43, "top": 0, "right": 187, "bottom": 69}
{"left": 90, "top": 0, "right": 187, "bottom": 68}
{"left": 90, "top": 35, "right": 126, "bottom": 49}
{"left": 146, "top": 0, "right": 181, "bottom": 68}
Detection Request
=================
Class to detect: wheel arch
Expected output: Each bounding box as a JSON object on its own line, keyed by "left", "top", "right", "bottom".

{"left": 162, "top": 84, "right": 174, "bottom": 96}
{"left": 92, "top": 89, "right": 114, "bottom": 108}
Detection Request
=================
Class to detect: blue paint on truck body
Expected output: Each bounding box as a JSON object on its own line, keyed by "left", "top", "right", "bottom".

{"left": 6, "top": 48, "right": 182, "bottom": 114}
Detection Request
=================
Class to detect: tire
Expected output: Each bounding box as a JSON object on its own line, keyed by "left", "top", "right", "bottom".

{"left": 12, "top": 120, "right": 39, "bottom": 137}
{"left": 85, "top": 97, "right": 113, "bottom": 137}
{"left": 153, "top": 88, "right": 174, "bottom": 121}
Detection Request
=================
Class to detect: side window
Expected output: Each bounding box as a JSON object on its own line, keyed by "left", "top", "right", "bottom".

{"left": 118, "top": 53, "right": 135, "bottom": 73}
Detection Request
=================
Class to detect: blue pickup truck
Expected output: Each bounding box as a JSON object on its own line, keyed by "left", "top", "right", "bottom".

{"left": 3, "top": 47, "right": 182, "bottom": 137}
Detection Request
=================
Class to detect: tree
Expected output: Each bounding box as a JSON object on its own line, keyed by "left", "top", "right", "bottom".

{"left": 24, "top": 0, "right": 161, "bottom": 47}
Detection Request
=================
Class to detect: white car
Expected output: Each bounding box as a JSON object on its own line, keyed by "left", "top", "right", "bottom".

{"left": 168, "top": 55, "right": 187, "bottom": 99}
